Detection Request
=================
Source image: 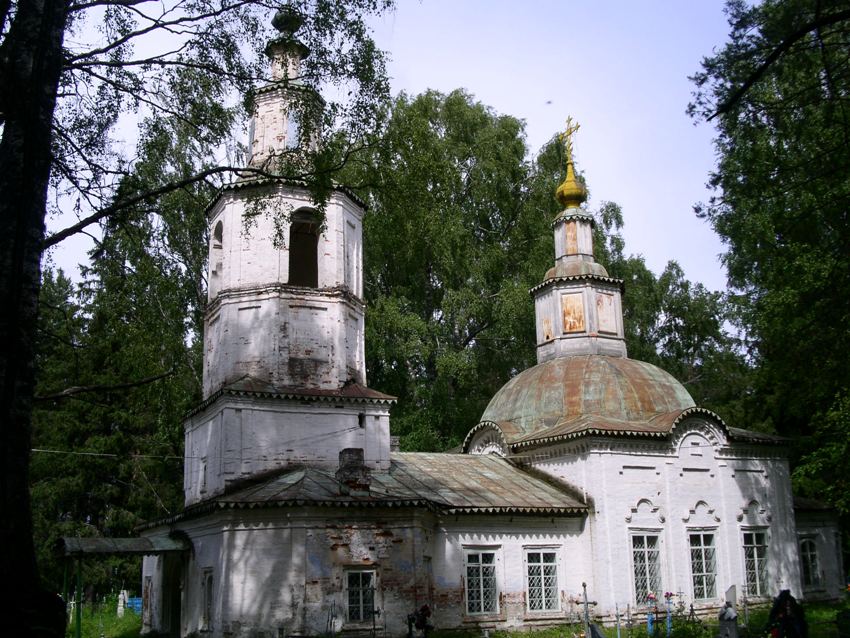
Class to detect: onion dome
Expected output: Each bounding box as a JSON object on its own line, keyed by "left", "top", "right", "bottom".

{"left": 555, "top": 117, "right": 587, "bottom": 209}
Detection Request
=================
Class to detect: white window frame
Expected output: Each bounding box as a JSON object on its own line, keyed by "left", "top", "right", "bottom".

{"left": 688, "top": 530, "right": 718, "bottom": 601}
{"left": 345, "top": 569, "right": 377, "bottom": 624}
{"left": 799, "top": 537, "right": 821, "bottom": 589}
{"left": 201, "top": 568, "right": 213, "bottom": 632}
{"left": 742, "top": 529, "right": 769, "bottom": 597}
{"left": 464, "top": 548, "right": 499, "bottom": 616}
{"left": 524, "top": 548, "right": 560, "bottom": 613}
{"left": 630, "top": 531, "right": 663, "bottom": 606}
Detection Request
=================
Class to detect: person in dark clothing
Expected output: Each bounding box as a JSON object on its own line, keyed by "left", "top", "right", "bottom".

{"left": 766, "top": 590, "right": 808, "bottom": 638}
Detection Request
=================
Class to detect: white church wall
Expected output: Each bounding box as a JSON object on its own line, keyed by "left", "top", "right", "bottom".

{"left": 431, "top": 515, "right": 587, "bottom": 629}
{"left": 529, "top": 420, "right": 804, "bottom": 619}
{"left": 184, "top": 396, "right": 391, "bottom": 506}
{"left": 150, "top": 508, "right": 436, "bottom": 638}
{"left": 795, "top": 510, "right": 845, "bottom": 601}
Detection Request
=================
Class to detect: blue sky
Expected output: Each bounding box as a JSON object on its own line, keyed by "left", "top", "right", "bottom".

{"left": 46, "top": 1, "right": 734, "bottom": 293}
{"left": 371, "top": 0, "right": 733, "bottom": 291}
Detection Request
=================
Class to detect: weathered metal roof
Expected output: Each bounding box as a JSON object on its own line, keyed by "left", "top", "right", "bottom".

{"left": 466, "top": 402, "right": 786, "bottom": 452}
{"left": 172, "top": 453, "right": 587, "bottom": 519}
{"left": 187, "top": 375, "right": 396, "bottom": 418}
{"left": 58, "top": 535, "right": 190, "bottom": 557}
{"left": 380, "top": 453, "right": 586, "bottom": 514}
{"left": 478, "top": 355, "right": 695, "bottom": 447}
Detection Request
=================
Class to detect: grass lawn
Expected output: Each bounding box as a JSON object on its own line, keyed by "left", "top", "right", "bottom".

{"left": 430, "top": 597, "right": 850, "bottom": 638}
{"left": 63, "top": 595, "right": 849, "bottom": 638}
{"left": 66, "top": 601, "right": 141, "bottom": 638}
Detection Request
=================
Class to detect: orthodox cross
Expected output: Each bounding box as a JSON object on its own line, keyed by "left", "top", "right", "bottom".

{"left": 559, "top": 117, "right": 580, "bottom": 164}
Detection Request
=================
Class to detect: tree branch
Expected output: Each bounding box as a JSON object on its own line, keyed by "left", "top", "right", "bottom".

{"left": 43, "top": 161, "right": 318, "bottom": 248}
{"left": 35, "top": 367, "right": 175, "bottom": 401}
{"left": 710, "top": 8, "right": 850, "bottom": 120}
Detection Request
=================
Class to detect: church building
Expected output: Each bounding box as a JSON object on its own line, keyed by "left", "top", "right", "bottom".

{"left": 138, "top": 12, "right": 844, "bottom": 637}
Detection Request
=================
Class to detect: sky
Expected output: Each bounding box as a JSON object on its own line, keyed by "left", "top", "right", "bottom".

{"left": 47, "top": 1, "right": 734, "bottom": 293}
{"left": 370, "top": 0, "right": 733, "bottom": 292}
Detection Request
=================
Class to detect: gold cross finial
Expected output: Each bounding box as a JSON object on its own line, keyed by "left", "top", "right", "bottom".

{"left": 559, "top": 117, "right": 581, "bottom": 164}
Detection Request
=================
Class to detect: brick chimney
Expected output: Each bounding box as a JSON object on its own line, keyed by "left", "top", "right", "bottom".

{"left": 335, "top": 448, "right": 371, "bottom": 496}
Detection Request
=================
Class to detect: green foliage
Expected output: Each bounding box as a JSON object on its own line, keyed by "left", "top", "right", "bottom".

{"left": 341, "top": 90, "right": 746, "bottom": 450}
{"left": 690, "top": 0, "right": 850, "bottom": 512}
{"left": 793, "top": 393, "right": 850, "bottom": 514}
{"left": 345, "top": 89, "right": 549, "bottom": 448}
{"left": 31, "top": 74, "right": 219, "bottom": 592}
{"left": 66, "top": 598, "right": 142, "bottom": 638}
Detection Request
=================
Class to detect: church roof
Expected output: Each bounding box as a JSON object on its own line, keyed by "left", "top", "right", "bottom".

{"left": 180, "top": 453, "right": 586, "bottom": 517}
{"left": 475, "top": 355, "right": 695, "bottom": 448}
{"left": 187, "top": 376, "right": 396, "bottom": 417}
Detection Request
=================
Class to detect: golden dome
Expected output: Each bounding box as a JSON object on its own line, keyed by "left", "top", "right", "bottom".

{"left": 556, "top": 160, "right": 587, "bottom": 208}
{"left": 556, "top": 116, "right": 587, "bottom": 209}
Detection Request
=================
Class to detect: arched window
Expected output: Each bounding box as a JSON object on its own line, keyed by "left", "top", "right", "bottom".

{"left": 288, "top": 209, "right": 318, "bottom": 287}
{"left": 800, "top": 538, "right": 820, "bottom": 588}
{"left": 212, "top": 221, "right": 223, "bottom": 248}
{"left": 210, "top": 220, "right": 224, "bottom": 293}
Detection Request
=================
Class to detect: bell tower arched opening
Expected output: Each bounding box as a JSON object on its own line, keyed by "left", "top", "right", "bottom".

{"left": 288, "top": 209, "right": 319, "bottom": 287}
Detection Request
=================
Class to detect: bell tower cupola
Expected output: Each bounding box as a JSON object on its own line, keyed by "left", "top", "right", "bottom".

{"left": 531, "top": 118, "right": 628, "bottom": 361}
{"left": 248, "top": 6, "right": 316, "bottom": 166}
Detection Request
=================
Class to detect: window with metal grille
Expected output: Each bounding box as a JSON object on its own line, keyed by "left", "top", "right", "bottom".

{"left": 689, "top": 532, "right": 717, "bottom": 600}
{"left": 526, "top": 550, "right": 559, "bottom": 611}
{"left": 632, "top": 534, "right": 662, "bottom": 605}
{"left": 346, "top": 571, "right": 375, "bottom": 622}
{"left": 465, "top": 550, "right": 498, "bottom": 614}
{"left": 743, "top": 530, "right": 768, "bottom": 597}
{"left": 799, "top": 538, "right": 820, "bottom": 588}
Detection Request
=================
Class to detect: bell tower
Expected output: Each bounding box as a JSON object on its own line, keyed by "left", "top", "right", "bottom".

{"left": 532, "top": 118, "right": 628, "bottom": 362}
{"left": 184, "top": 9, "right": 392, "bottom": 507}
{"left": 203, "top": 7, "right": 365, "bottom": 397}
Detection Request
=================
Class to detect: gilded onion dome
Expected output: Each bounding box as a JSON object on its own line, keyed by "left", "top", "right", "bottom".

{"left": 555, "top": 117, "right": 587, "bottom": 209}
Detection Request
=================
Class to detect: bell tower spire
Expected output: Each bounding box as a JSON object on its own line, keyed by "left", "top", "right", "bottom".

{"left": 248, "top": 6, "right": 316, "bottom": 166}
{"left": 531, "top": 119, "right": 628, "bottom": 362}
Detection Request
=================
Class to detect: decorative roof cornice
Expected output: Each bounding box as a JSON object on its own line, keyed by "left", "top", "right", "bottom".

{"left": 501, "top": 406, "right": 788, "bottom": 452}
{"left": 529, "top": 273, "right": 625, "bottom": 294}
{"left": 551, "top": 211, "right": 595, "bottom": 228}
{"left": 185, "top": 382, "right": 396, "bottom": 420}
{"left": 204, "top": 177, "right": 367, "bottom": 218}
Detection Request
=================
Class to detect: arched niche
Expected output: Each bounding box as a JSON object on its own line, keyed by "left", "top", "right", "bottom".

{"left": 625, "top": 498, "right": 665, "bottom": 525}
{"left": 682, "top": 499, "right": 721, "bottom": 525}
{"left": 288, "top": 208, "right": 319, "bottom": 287}
{"left": 737, "top": 499, "right": 771, "bottom": 526}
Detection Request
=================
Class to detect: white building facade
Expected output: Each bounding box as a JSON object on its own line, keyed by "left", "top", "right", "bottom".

{"left": 138, "top": 12, "right": 844, "bottom": 637}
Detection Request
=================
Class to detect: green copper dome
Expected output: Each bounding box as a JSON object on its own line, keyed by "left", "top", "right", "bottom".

{"left": 479, "top": 355, "right": 695, "bottom": 444}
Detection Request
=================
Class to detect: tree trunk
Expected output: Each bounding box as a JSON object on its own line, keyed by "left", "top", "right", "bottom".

{"left": 0, "top": 0, "right": 70, "bottom": 635}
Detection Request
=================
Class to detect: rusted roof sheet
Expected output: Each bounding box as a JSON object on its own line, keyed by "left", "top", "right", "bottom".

{"left": 382, "top": 453, "right": 585, "bottom": 514}
{"left": 182, "top": 453, "right": 586, "bottom": 517}
{"left": 187, "top": 375, "right": 396, "bottom": 417}
{"left": 58, "top": 536, "right": 190, "bottom": 557}
{"left": 479, "top": 355, "right": 695, "bottom": 447}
